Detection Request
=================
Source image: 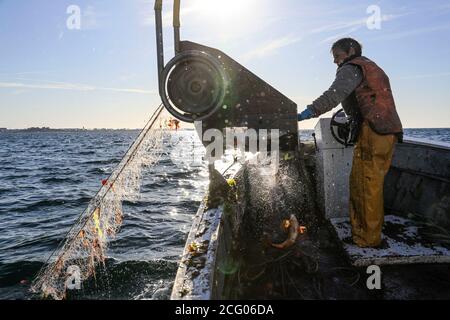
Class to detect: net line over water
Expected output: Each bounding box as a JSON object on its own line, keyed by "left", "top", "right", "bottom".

{"left": 31, "top": 105, "right": 168, "bottom": 300}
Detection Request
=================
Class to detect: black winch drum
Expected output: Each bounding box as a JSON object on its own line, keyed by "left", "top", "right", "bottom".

{"left": 160, "top": 50, "right": 228, "bottom": 122}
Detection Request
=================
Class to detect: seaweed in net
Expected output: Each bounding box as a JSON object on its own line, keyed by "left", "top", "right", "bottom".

{"left": 31, "top": 105, "right": 170, "bottom": 300}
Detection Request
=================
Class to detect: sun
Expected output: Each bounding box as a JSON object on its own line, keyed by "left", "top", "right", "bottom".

{"left": 193, "top": 0, "right": 254, "bottom": 21}
{"left": 186, "top": 0, "right": 261, "bottom": 41}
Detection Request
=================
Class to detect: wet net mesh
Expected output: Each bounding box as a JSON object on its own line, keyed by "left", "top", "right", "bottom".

{"left": 31, "top": 105, "right": 171, "bottom": 300}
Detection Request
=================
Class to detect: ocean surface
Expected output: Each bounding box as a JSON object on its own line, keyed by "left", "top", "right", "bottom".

{"left": 0, "top": 128, "right": 449, "bottom": 300}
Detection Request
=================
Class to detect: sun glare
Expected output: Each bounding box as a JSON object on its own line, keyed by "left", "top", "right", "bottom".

{"left": 184, "top": 0, "right": 262, "bottom": 41}
{"left": 193, "top": 0, "right": 253, "bottom": 20}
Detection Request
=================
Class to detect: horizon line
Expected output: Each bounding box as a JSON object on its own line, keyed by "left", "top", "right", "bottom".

{"left": 1, "top": 126, "right": 449, "bottom": 130}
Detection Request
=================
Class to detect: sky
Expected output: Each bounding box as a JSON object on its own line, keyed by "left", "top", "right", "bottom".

{"left": 1, "top": 0, "right": 450, "bottom": 129}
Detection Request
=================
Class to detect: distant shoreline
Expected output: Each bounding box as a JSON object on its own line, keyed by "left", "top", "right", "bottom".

{"left": 0, "top": 127, "right": 449, "bottom": 132}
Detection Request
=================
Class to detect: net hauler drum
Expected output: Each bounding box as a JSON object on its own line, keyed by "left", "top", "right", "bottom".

{"left": 161, "top": 50, "right": 228, "bottom": 123}
{"left": 154, "top": 0, "right": 299, "bottom": 152}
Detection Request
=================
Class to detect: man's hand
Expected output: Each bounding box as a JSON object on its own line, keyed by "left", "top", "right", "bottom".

{"left": 298, "top": 107, "right": 315, "bottom": 121}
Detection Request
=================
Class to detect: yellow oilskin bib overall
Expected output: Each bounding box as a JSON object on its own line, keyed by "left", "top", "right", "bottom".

{"left": 349, "top": 121, "right": 397, "bottom": 247}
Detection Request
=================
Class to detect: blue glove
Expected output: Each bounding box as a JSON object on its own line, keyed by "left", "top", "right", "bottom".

{"left": 297, "top": 107, "right": 315, "bottom": 121}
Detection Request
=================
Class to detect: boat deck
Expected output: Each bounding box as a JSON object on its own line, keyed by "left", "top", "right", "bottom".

{"left": 330, "top": 215, "right": 450, "bottom": 267}
{"left": 170, "top": 120, "right": 450, "bottom": 300}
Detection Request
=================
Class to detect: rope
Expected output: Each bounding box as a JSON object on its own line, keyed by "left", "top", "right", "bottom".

{"left": 222, "top": 156, "right": 238, "bottom": 176}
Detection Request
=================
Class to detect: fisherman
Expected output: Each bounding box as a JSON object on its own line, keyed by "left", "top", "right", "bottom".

{"left": 298, "top": 38, "right": 403, "bottom": 248}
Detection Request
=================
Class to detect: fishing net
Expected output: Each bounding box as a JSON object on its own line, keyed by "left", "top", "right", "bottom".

{"left": 31, "top": 105, "right": 172, "bottom": 300}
